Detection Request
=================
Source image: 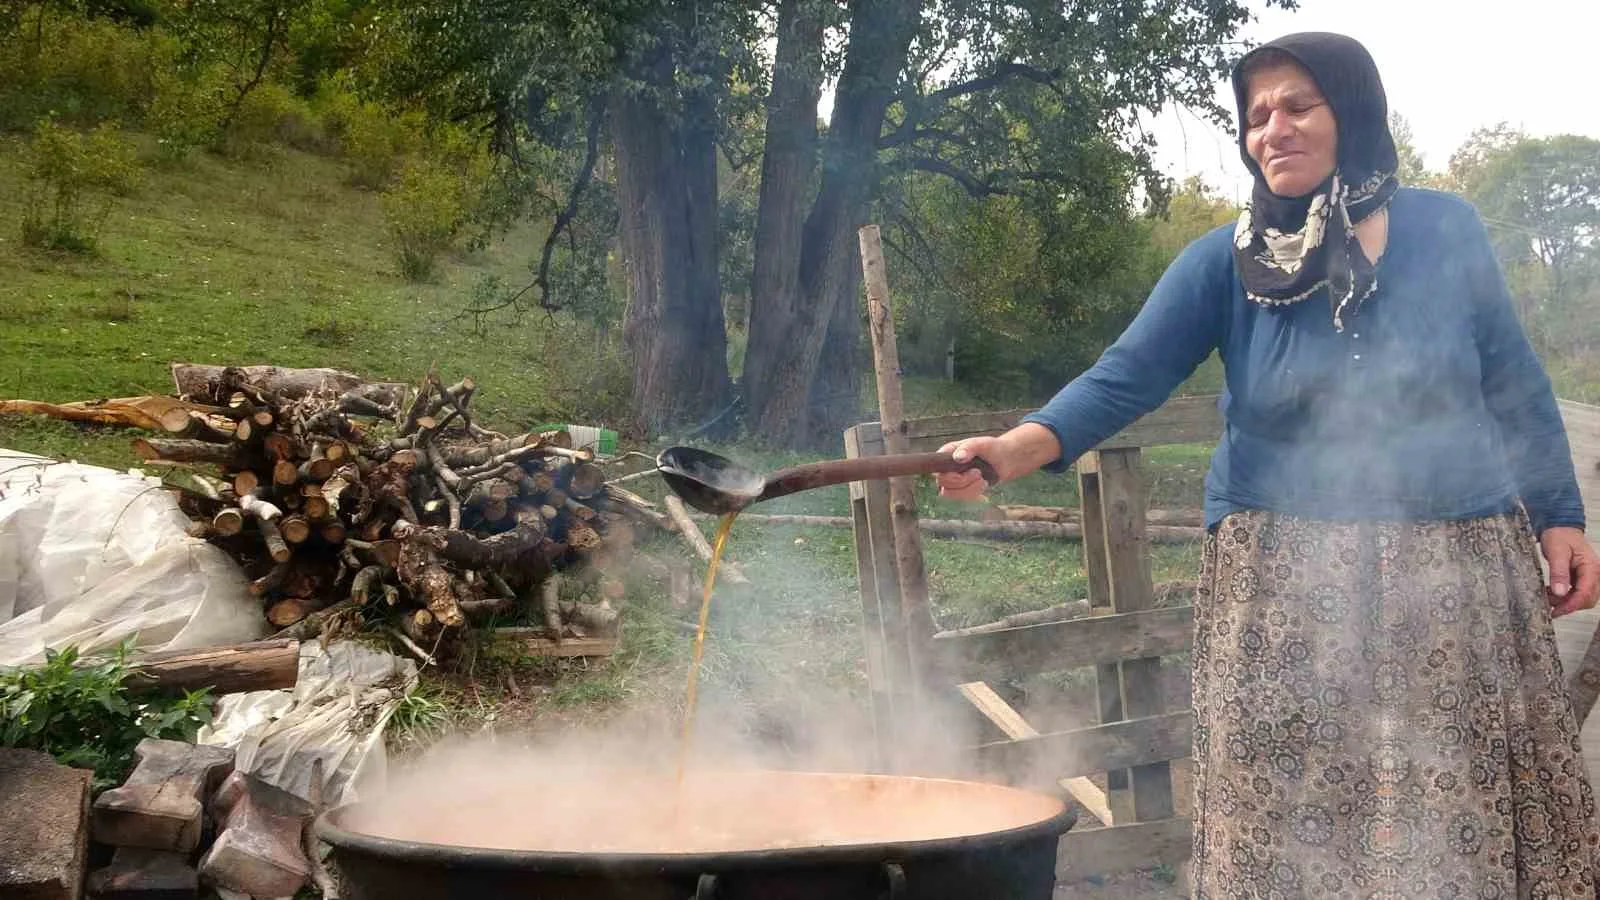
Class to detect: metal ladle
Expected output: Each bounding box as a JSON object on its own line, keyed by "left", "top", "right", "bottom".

{"left": 656, "top": 446, "right": 1000, "bottom": 516}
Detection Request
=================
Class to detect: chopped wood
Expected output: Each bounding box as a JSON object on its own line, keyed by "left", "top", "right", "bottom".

{"left": 249, "top": 561, "right": 292, "bottom": 597}
{"left": 213, "top": 508, "right": 245, "bottom": 537}
{"left": 266, "top": 598, "right": 315, "bottom": 628}
{"left": 271, "top": 601, "right": 356, "bottom": 641}
{"left": 663, "top": 495, "right": 749, "bottom": 584}
{"left": 159, "top": 407, "right": 236, "bottom": 443}
{"left": 0, "top": 395, "right": 203, "bottom": 431}
{"left": 232, "top": 469, "right": 260, "bottom": 496}
{"left": 263, "top": 432, "right": 294, "bottom": 462}
{"left": 350, "top": 566, "right": 386, "bottom": 605}
{"left": 272, "top": 459, "right": 300, "bottom": 486}
{"left": 279, "top": 515, "right": 313, "bottom": 545}
{"left": 320, "top": 521, "right": 348, "bottom": 544}
{"left": 560, "top": 599, "right": 618, "bottom": 635}
{"left": 459, "top": 596, "right": 512, "bottom": 620}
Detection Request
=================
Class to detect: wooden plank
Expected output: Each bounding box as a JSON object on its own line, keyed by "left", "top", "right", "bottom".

{"left": 1099, "top": 448, "right": 1174, "bottom": 822}
{"left": 957, "top": 682, "right": 1117, "bottom": 828}
{"left": 846, "top": 426, "right": 892, "bottom": 773}
{"left": 929, "top": 606, "right": 1195, "bottom": 681}
{"left": 959, "top": 682, "right": 1040, "bottom": 740}
{"left": 496, "top": 630, "right": 618, "bottom": 658}
{"left": 1057, "top": 818, "right": 1192, "bottom": 882}
{"left": 976, "top": 711, "right": 1192, "bottom": 780}
{"left": 871, "top": 394, "right": 1221, "bottom": 453}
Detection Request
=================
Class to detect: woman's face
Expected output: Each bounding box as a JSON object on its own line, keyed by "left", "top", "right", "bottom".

{"left": 1244, "top": 59, "right": 1338, "bottom": 197}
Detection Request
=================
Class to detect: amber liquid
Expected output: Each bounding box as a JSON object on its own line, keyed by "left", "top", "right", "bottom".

{"left": 675, "top": 511, "right": 738, "bottom": 803}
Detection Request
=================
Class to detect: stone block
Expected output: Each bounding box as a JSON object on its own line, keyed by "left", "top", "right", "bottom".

{"left": 196, "top": 772, "right": 310, "bottom": 899}
{"left": 92, "top": 740, "right": 234, "bottom": 852}
{"left": 0, "top": 747, "right": 91, "bottom": 900}
{"left": 85, "top": 847, "right": 197, "bottom": 899}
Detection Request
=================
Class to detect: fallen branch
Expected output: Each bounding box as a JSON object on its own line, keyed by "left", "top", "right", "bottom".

{"left": 121, "top": 639, "right": 300, "bottom": 695}
{"left": 686, "top": 511, "right": 1205, "bottom": 544}
{"left": 664, "top": 496, "right": 749, "bottom": 584}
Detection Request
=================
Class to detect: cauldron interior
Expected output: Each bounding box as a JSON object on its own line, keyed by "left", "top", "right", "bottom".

{"left": 318, "top": 769, "right": 1077, "bottom": 900}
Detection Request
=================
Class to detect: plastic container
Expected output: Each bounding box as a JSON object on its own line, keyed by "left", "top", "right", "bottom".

{"left": 533, "top": 423, "right": 618, "bottom": 456}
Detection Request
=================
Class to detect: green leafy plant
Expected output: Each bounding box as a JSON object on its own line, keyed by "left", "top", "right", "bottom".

{"left": 381, "top": 157, "right": 476, "bottom": 282}
{"left": 0, "top": 640, "right": 214, "bottom": 792}
{"left": 20, "top": 118, "right": 144, "bottom": 253}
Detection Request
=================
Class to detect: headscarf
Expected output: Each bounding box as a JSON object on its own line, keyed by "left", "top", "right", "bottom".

{"left": 1229, "top": 32, "right": 1400, "bottom": 332}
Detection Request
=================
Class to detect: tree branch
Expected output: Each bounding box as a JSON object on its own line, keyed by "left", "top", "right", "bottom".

{"left": 906, "top": 157, "right": 1009, "bottom": 198}
{"left": 926, "top": 63, "right": 1061, "bottom": 103}
{"left": 877, "top": 126, "right": 971, "bottom": 151}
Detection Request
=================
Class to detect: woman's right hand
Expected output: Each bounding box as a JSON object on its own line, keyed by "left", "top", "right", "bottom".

{"left": 936, "top": 423, "right": 1064, "bottom": 501}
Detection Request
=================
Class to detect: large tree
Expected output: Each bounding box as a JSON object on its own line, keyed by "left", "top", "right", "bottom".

{"left": 365, "top": 0, "right": 1293, "bottom": 445}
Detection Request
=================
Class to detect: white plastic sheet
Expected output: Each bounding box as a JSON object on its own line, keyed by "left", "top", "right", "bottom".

{"left": 0, "top": 450, "right": 265, "bottom": 665}
{"left": 198, "top": 639, "right": 417, "bottom": 808}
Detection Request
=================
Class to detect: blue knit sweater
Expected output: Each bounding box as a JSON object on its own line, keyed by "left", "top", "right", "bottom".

{"left": 1020, "top": 187, "right": 1586, "bottom": 534}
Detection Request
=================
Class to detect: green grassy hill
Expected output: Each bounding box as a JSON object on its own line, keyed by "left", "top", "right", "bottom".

{"left": 0, "top": 134, "right": 630, "bottom": 466}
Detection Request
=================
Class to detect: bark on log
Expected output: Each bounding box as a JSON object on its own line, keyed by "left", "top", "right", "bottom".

{"left": 213, "top": 508, "right": 245, "bottom": 537}
{"left": 122, "top": 640, "right": 300, "bottom": 695}
{"left": 170, "top": 364, "right": 406, "bottom": 409}
{"left": 663, "top": 495, "right": 749, "bottom": 583}
{"left": 350, "top": 566, "right": 385, "bottom": 606}
{"left": 249, "top": 561, "right": 291, "bottom": 597}
{"left": 982, "top": 504, "right": 1206, "bottom": 528}
{"left": 159, "top": 408, "right": 236, "bottom": 443}
{"left": 0, "top": 395, "right": 204, "bottom": 431}
{"left": 410, "top": 521, "right": 547, "bottom": 571}
{"left": 396, "top": 541, "right": 463, "bottom": 628}
{"left": 258, "top": 519, "right": 291, "bottom": 564}
{"left": 540, "top": 575, "right": 563, "bottom": 641}
{"left": 132, "top": 438, "right": 253, "bottom": 468}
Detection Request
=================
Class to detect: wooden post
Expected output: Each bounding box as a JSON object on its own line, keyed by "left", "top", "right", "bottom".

{"left": 858, "top": 224, "right": 938, "bottom": 703}
{"left": 1079, "top": 451, "right": 1130, "bottom": 823}
{"left": 845, "top": 425, "right": 893, "bottom": 773}
{"left": 1097, "top": 448, "right": 1173, "bottom": 821}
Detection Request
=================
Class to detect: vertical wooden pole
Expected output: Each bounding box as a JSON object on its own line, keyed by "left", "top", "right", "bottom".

{"left": 1098, "top": 447, "right": 1174, "bottom": 821}
{"left": 858, "top": 224, "right": 938, "bottom": 705}
{"left": 1079, "top": 451, "right": 1130, "bottom": 824}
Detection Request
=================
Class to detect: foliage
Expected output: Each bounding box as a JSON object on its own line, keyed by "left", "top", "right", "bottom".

{"left": 20, "top": 118, "right": 143, "bottom": 252}
{"left": 0, "top": 640, "right": 214, "bottom": 792}
{"left": 0, "top": 7, "right": 172, "bottom": 130}
{"left": 381, "top": 155, "right": 481, "bottom": 281}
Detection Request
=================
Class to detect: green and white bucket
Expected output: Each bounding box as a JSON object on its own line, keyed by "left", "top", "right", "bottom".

{"left": 533, "top": 423, "right": 618, "bottom": 456}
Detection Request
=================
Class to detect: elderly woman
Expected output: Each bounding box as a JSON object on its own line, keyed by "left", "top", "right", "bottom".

{"left": 937, "top": 31, "right": 1600, "bottom": 897}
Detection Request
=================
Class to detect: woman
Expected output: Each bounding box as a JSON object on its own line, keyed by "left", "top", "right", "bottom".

{"left": 937, "top": 32, "right": 1600, "bottom": 897}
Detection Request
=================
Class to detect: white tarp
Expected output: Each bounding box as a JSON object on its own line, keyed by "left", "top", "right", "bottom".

{"left": 0, "top": 450, "right": 265, "bottom": 665}
{"left": 198, "top": 639, "right": 416, "bottom": 807}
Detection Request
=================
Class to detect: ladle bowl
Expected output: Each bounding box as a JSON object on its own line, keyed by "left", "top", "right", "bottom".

{"left": 657, "top": 446, "right": 999, "bottom": 516}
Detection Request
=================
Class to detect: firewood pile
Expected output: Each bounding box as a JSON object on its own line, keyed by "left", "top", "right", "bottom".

{"left": 136, "top": 364, "right": 645, "bottom": 657}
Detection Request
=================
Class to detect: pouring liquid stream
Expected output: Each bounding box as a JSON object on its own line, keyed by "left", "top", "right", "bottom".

{"left": 673, "top": 511, "right": 738, "bottom": 822}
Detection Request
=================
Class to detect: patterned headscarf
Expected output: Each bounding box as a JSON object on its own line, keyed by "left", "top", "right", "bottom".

{"left": 1229, "top": 32, "right": 1400, "bottom": 332}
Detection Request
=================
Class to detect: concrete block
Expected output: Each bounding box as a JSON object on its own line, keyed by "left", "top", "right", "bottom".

{"left": 92, "top": 740, "right": 234, "bottom": 852}
{"left": 0, "top": 747, "right": 91, "bottom": 900}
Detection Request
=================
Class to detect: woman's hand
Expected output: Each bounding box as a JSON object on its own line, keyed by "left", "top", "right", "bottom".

{"left": 935, "top": 422, "right": 1064, "bottom": 501}
{"left": 1541, "top": 526, "right": 1599, "bottom": 617}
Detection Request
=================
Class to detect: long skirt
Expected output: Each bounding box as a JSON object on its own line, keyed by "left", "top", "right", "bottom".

{"left": 1190, "top": 510, "right": 1600, "bottom": 898}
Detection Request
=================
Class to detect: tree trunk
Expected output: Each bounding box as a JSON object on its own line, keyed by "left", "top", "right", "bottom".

{"left": 743, "top": 0, "right": 923, "bottom": 447}
{"left": 612, "top": 31, "right": 731, "bottom": 436}
{"left": 744, "top": 0, "right": 827, "bottom": 439}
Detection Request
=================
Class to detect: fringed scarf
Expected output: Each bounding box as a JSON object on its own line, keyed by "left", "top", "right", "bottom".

{"left": 1230, "top": 32, "right": 1400, "bottom": 332}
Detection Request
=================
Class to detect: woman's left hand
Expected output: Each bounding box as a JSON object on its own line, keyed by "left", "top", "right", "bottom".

{"left": 1541, "top": 526, "right": 1599, "bottom": 617}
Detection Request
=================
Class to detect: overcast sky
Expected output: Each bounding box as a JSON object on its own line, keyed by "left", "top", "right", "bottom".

{"left": 1146, "top": 0, "right": 1600, "bottom": 202}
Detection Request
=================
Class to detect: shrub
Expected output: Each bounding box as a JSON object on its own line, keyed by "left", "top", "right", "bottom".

{"left": 21, "top": 118, "right": 143, "bottom": 253}
{"left": 0, "top": 640, "right": 214, "bottom": 792}
{"left": 382, "top": 157, "right": 476, "bottom": 281}
{"left": 0, "top": 11, "right": 171, "bottom": 131}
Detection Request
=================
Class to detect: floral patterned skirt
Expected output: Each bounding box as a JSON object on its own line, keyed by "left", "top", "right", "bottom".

{"left": 1190, "top": 510, "right": 1600, "bottom": 898}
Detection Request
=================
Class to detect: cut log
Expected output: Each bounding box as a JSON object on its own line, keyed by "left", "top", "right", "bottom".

{"left": 247, "top": 562, "right": 291, "bottom": 597}
{"left": 278, "top": 515, "right": 312, "bottom": 545}
{"left": 664, "top": 495, "right": 749, "bottom": 584}
{"left": 0, "top": 395, "right": 198, "bottom": 431}
{"left": 320, "top": 520, "right": 348, "bottom": 544}
{"left": 212, "top": 508, "right": 245, "bottom": 537}
{"left": 92, "top": 739, "right": 235, "bottom": 852}
{"left": 411, "top": 521, "right": 548, "bottom": 571}
{"left": 396, "top": 541, "right": 463, "bottom": 628}
{"left": 263, "top": 433, "right": 294, "bottom": 462}
{"left": 272, "top": 459, "right": 300, "bottom": 487}
{"left": 351, "top": 566, "right": 385, "bottom": 606}
{"left": 982, "top": 504, "right": 1206, "bottom": 528}
{"left": 170, "top": 363, "right": 406, "bottom": 410}
{"left": 265, "top": 599, "right": 316, "bottom": 628}
{"left": 232, "top": 470, "right": 259, "bottom": 497}
{"left": 303, "top": 494, "right": 331, "bottom": 521}
{"left": 541, "top": 575, "right": 563, "bottom": 642}
{"left": 132, "top": 438, "right": 251, "bottom": 468}
{"left": 560, "top": 599, "right": 619, "bottom": 634}
{"left": 566, "top": 462, "right": 605, "bottom": 499}
{"left": 159, "top": 408, "right": 235, "bottom": 443}
{"left": 121, "top": 640, "right": 300, "bottom": 695}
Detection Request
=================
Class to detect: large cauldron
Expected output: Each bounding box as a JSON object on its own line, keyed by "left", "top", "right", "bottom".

{"left": 317, "top": 770, "right": 1076, "bottom": 900}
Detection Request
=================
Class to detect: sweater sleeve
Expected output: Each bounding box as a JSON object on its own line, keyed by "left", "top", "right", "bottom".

{"left": 1460, "top": 201, "right": 1586, "bottom": 533}
{"left": 1020, "top": 231, "right": 1229, "bottom": 472}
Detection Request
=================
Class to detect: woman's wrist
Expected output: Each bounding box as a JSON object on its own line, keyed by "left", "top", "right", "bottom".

{"left": 997, "top": 422, "right": 1064, "bottom": 477}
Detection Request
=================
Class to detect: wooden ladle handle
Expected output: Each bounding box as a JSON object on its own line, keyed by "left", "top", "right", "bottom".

{"left": 759, "top": 451, "right": 999, "bottom": 505}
